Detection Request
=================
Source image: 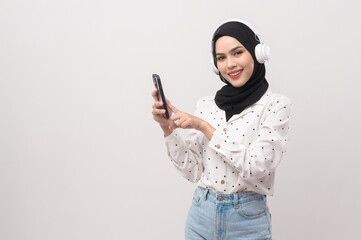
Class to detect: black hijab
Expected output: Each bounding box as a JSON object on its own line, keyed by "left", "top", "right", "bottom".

{"left": 212, "top": 21, "right": 269, "bottom": 121}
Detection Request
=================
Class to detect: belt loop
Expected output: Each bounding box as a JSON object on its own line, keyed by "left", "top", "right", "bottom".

{"left": 203, "top": 188, "right": 209, "bottom": 201}
{"left": 234, "top": 193, "right": 239, "bottom": 209}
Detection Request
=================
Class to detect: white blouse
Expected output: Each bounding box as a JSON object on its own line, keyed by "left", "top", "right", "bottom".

{"left": 164, "top": 88, "right": 292, "bottom": 195}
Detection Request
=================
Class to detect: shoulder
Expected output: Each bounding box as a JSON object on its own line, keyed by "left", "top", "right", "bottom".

{"left": 268, "top": 90, "right": 292, "bottom": 108}
{"left": 259, "top": 90, "right": 292, "bottom": 122}
{"left": 259, "top": 89, "right": 292, "bottom": 119}
{"left": 195, "top": 95, "right": 214, "bottom": 107}
{"left": 193, "top": 96, "right": 214, "bottom": 116}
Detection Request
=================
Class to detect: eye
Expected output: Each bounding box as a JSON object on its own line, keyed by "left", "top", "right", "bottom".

{"left": 217, "top": 56, "right": 225, "bottom": 61}
{"left": 235, "top": 51, "right": 243, "bottom": 56}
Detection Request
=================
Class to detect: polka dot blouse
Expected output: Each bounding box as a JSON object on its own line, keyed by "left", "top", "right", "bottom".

{"left": 164, "top": 88, "right": 292, "bottom": 195}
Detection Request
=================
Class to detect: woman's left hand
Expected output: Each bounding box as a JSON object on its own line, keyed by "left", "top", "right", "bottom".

{"left": 168, "top": 103, "right": 204, "bottom": 131}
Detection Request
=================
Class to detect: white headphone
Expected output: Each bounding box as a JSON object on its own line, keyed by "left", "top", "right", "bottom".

{"left": 211, "top": 19, "right": 270, "bottom": 75}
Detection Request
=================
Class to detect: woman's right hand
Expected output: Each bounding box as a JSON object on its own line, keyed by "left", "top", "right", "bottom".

{"left": 152, "top": 89, "right": 176, "bottom": 136}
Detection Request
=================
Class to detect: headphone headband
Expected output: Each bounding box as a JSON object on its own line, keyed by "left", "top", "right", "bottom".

{"left": 211, "top": 19, "right": 264, "bottom": 44}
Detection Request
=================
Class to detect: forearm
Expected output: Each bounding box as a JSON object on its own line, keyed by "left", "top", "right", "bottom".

{"left": 199, "top": 120, "right": 216, "bottom": 141}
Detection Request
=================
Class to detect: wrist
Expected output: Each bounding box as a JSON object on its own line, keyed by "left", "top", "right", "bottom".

{"left": 198, "top": 119, "right": 207, "bottom": 132}
{"left": 199, "top": 120, "right": 215, "bottom": 141}
{"left": 161, "top": 125, "right": 173, "bottom": 137}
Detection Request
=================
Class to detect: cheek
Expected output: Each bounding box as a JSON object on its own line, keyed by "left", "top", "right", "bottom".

{"left": 243, "top": 55, "right": 254, "bottom": 73}
{"left": 217, "top": 62, "right": 226, "bottom": 73}
{"left": 250, "top": 62, "right": 254, "bottom": 72}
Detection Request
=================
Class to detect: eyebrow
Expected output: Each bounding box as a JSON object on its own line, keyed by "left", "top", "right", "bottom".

{"left": 216, "top": 46, "right": 244, "bottom": 55}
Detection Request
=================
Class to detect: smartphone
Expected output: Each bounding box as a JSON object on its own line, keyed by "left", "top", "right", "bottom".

{"left": 152, "top": 73, "right": 170, "bottom": 119}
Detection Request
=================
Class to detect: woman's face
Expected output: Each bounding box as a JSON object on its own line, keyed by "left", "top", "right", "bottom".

{"left": 215, "top": 36, "right": 254, "bottom": 88}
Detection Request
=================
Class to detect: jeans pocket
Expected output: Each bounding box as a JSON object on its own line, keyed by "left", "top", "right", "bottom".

{"left": 191, "top": 188, "right": 203, "bottom": 206}
{"left": 237, "top": 196, "right": 267, "bottom": 219}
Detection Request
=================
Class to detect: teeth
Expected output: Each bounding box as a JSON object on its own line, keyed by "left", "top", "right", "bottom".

{"left": 229, "top": 70, "right": 241, "bottom": 76}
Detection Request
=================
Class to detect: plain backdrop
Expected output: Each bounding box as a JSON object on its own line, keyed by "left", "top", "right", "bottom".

{"left": 1, "top": 0, "right": 361, "bottom": 239}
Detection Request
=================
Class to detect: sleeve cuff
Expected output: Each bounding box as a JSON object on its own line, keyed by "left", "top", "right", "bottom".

{"left": 208, "top": 129, "right": 246, "bottom": 168}
{"left": 208, "top": 129, "right": 228, "bottom": 154}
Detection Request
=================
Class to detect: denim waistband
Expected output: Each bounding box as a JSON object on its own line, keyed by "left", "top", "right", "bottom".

{"left": 196, "top": 187, "right": 266, "bottom": 206}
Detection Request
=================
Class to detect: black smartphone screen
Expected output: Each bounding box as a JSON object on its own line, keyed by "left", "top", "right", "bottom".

{"left": 152, "top": 73, "right": 170, "bottom": 119}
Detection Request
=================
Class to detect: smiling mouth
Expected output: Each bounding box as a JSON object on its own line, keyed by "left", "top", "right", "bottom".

{"left": 228, "top": 70, "right": 243, "bottom": 79}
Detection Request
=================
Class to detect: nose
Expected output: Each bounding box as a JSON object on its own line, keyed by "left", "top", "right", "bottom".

{"left": 226, "top": 57, "right": 236, "bottom": 70}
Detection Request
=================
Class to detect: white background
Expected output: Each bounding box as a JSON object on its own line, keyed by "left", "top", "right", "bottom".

{"left": 1, "top": 0, "right": 361, "bottom": 239}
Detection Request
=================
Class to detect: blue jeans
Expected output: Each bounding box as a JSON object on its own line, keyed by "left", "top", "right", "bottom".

{"left": 185, "top": 187, "right": 272, "bottom": 240}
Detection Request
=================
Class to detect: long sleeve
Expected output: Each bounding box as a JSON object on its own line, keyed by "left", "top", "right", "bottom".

{"left": 208, "top": 96, "right": 292, "bottom": 181}
{"left": 165, "top": 130, "right": 204, "bottom": 182}
{"left": 164, "top": 98, "right": 208, "bottom": 182}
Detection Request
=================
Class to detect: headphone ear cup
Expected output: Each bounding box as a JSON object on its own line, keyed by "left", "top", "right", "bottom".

{"left": 255, "top": 43, "right": 270, "bottom": 63}
{"left": 210, "top": 58, "right": 219, "bottom": 75}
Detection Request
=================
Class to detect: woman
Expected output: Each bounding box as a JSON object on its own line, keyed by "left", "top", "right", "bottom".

{"left": 151, "top": 19, "right": 291, "bottom": 240}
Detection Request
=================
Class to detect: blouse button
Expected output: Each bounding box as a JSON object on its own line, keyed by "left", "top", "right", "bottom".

{"left": 223, "top": 128, "right": 227, "bottom": 133}
{"left": 221, "top": 180, "right": 225, "bottom": 184}
{"left": 216, "top": 144, "right": 221, "bottom": 149}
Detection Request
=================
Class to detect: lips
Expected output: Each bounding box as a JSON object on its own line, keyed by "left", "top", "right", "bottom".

{"left": 228, "top": 69, "right": 243, "bottom": 79}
